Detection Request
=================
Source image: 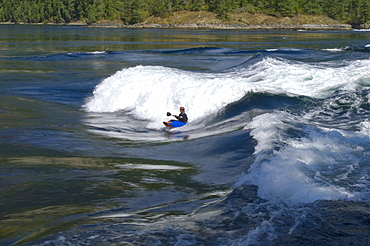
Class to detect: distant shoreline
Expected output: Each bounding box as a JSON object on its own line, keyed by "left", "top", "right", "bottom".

{"left": 0, "top": 22, "right": 356, "bottom": 31}
{"left": 2, "top": 11, "right": 370, "bottom": 31}
{"left": 93, "top": 23, "right": 354, "bottom": 31}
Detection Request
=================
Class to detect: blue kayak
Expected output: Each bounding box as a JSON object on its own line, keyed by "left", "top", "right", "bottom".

{"left": 163, "top": 120, "right": 186, "bottom": 128}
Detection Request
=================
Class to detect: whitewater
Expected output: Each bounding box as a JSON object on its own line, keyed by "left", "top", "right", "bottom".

{"left": 83, "top": 54, "right": 370, "bottom": 205}
{"left": 1, "top": 25, "right": 369, "bottom": 246}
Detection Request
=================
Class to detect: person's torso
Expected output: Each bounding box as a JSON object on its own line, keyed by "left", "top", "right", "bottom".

{"left": 179, "top": 113, "right": 188, "bottom": 123}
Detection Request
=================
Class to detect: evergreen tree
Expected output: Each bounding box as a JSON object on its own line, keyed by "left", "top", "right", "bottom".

{"left": 75, "top": 0, "right": 92, "bottom": 20}
{"left": 274, "top": 0, "right": 298, "bottom": 17}
{"left": 147, "top": 0, "right": 171, "bottom": 17}
{"left": 359, "top": 0, "right": 370, "bottom": 25}
{"left": 190, "top": 0, "right": 207, "bottom": 11}
{"left": 323, "top": 0, "right": 349, "bottom": 22}
{"left": 0, "top": 0, "right": 369, "bottom": 26}
{"left": 206, "top": 0, "right": 233, "bottom": 19}
{"left": 298, "top": 0, "right": 324, "bottom": 15}
{"left": 348, "top": 0, "right": 370, "bottom": 27}
{"left": 123, "top": 0, "right": 149, "bottom": 24}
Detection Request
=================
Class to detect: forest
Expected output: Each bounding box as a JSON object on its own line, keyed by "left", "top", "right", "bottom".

{"left": 0, "top": 0, "right": 370, "bottom": 27}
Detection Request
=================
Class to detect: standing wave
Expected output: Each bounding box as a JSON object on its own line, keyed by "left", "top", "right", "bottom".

{"left": 236, "top": 88, "right": 370, "bottom": 205}
{"left": 83, "top": 57, "right": 370, "bottom": 130}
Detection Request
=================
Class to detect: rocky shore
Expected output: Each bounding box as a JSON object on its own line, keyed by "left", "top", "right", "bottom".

{"left": 117, "top": 23, "right": 352, "bottom": 30}
{"left": 91, "top": 11, "right": 357, "bottom": 30}
{"left": 3, "top": 11, "right": 369, "bottom": 30}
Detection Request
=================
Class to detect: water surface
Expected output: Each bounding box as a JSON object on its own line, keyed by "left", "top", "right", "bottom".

{"left": 1, "top": 25, "right": 370, "bottom": 245}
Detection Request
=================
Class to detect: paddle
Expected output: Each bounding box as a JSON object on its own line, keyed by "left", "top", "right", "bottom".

{"left": 166, "top": 112, "right": 172, "bottom": 116}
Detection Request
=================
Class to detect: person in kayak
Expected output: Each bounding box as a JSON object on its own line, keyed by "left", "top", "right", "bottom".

{"left": 172, "top": 106, "right": 188, "bottom": 123}
{"left": 163, "top": 107, "right": 188, "bottom": 128}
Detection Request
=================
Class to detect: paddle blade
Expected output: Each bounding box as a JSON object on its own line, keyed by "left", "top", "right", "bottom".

{"left": 166, "top": 112, "right": 171, "bottom": 116}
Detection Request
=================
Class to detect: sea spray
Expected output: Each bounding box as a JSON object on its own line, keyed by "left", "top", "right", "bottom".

{"left": 239, "top": 107, "right": 366, "bottom": 205}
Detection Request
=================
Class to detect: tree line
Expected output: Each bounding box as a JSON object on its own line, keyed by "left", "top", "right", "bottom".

{"left": 0, "top": 0, "right": 369, "bottom": 27}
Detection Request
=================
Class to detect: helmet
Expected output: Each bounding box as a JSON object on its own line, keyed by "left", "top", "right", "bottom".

{"left": 180, "top": 107, "right": 185, "bottom": 110}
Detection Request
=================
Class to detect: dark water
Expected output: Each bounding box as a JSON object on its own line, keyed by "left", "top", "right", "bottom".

{"left": 1, "top": 25, "right": 370, "bottom": 245}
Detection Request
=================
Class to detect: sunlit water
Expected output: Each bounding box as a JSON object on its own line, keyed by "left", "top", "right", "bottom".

{"left": 0, "top": 25, "right": 370, "bottom": 245}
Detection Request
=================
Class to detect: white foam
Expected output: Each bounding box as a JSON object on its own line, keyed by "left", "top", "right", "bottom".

{"left": 238, "top": 112, "right": 365, "bottom": 205}
{"left": 83, "top": 59, "right": 370, "bottom": 129}
{"left": 322, "top": 48, "right": 344, "bottom": 52}
{"left": 83, "top": 65, "right": 249, "bottom": 129}
{"left": 353, "top": 29, "right": 370, "bottom": 32}
{"left": 359, "top": 120, "right": 370, "bottom": 136}
{"left": 113, "top": 163, "right": 190, "bottom": 171}
{"left": 68, "top": 51, "right": 107, "bottom": 55}
{"left": 89, "top": 51, "right": 107, "bottom": 54}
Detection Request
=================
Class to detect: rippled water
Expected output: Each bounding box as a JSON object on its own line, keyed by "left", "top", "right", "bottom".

{"left": 1, "top": 25, "right": 370, "bottom": 245}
